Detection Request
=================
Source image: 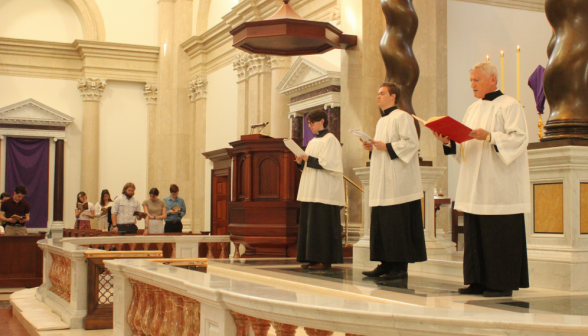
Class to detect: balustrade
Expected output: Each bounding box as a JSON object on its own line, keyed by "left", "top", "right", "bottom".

{"left": 48, "top": 252, "right": 71, "bottom": 301}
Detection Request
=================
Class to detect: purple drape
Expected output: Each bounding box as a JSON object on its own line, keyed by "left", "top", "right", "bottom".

{"left": 6, "top": 138, "right": 49, "bottom": 229}
{"left": 528, "top": 65, "right": 546, "bottom": 114}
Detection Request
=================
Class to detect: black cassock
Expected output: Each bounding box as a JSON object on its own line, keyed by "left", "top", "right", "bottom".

{"left": 370, "top": 200, "right": 427, "bottom": 263}
{"left": 463, "top": 213, "right": 529, "bottom": 291}
{"left": 296, "top": 150, "right": 344, "bottom": 265}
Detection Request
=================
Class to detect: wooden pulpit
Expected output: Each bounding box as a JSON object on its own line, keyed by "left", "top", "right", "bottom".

{"left": 228, "top": 134, "right": 301, "bottom": 257}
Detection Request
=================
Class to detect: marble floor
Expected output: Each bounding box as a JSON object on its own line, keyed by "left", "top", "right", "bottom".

{"left": 208, "top": 258, "right": 588, "bottom": 318}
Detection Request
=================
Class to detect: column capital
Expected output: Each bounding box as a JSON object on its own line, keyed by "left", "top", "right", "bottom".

{"left": 233, "top": 51, "right": 250, "bottom": 83}
{"left": 269, "top": 56, "right": 292, "bottom": 70}
{"left": 188, "top": 75, "right": 208, "bottom": 101}
{"left": 144, "top": 83, "right": 158, "bottom": 105}
{"left": 247, "top": 54, "right": 271, "bottom": 76}
{"left": 77, "top": 78, "right": 107, "bottom": 101}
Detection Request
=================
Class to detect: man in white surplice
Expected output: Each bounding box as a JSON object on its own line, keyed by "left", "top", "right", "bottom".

{"left": 435, "top": 62, "right": 530, "bottom": 297}
{"left": 361, "top": 83, "right": 427, "bottom": 280}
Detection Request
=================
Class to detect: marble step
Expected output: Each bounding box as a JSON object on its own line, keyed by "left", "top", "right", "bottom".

{"left": 10, "top": 289, "right": 69, "bottom": 335}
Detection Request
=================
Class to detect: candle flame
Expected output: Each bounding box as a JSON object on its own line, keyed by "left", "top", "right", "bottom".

{"left": 501, "top": 51, "right": 504, "bottom": 56}
{"left": 517, "top": 45, "right": 520, "bottom": 51}
{"left": 486, "top": 55, "right": 490, "bottom": 61}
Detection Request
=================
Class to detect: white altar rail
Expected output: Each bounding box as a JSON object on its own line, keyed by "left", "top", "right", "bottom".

{"left": 105, "top": 258, "right": 586, "bottom": 336}
{"left": 36, "top": 235, "right": 233, "bottom": 329}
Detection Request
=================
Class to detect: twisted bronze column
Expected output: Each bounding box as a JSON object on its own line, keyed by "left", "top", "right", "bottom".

{"left": 543, "top": 0, "right": 588, "bottom": 141}
{"left": 380, "top": 0, "right": 420, "bottom": 134}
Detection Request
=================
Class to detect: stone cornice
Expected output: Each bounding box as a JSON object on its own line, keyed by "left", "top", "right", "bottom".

{"left": 455, "top": 0, "right": 544, "bottom": 12}
{"left": 0, "top": 37, "right": 159, "bottom": 82}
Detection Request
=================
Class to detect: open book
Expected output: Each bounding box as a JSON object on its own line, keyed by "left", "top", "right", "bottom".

{"left": 171, "top": 205, "right": 181, "bottom": 213}
{"left": 283, "top": 139, "right": 306, "bottom": 157}
{"left": 10, "top": 214, "right": 24, "bottom": 221}
{"left": 349, "top": 129, "right": 373, "bottom": 143}
{"left": 133, "top": 211, "right": 148, "bottom": 219}
{"left": 77, "top": 201, "right": 89, "bottom": 211}
{"left": 412, "top": 115, "right": 473, "bottom": 144}
{"left": 100, "top": 206, "right": 111, "bottom": 215}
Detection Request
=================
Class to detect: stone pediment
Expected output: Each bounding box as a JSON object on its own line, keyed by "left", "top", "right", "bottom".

{"left": 277, "top": 56, "right": 340, "bottom": 97}
{"left": 0, "top": 99, "right": 75, "bottom": 127}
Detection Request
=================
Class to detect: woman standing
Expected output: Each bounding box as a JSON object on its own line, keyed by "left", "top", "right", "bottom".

{"left": 75, "top": 191, "right": 95, "bottom": 230}
{"left": 95, "top": 190, "right": 113, "bottom": 232}
{"left": 142, "top": 188, "right": 167, "bottom": 235}
{"left": 295, "top": 109, "right": 345, "bottom": 270}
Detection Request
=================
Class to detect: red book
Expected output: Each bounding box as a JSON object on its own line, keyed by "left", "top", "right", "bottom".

{"left": 413, "top": 115, "right": 473, "bottom": 144}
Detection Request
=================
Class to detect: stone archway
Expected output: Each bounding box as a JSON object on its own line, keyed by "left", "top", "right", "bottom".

{"left": 64, "top": 0, "right": 106, "bottom": 41}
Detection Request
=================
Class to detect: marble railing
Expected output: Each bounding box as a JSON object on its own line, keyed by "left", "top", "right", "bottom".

{"left": 37, "top": 235, "right": 234, "bottom": 329}
{"left": 124, "top": 277, "right": 363, "bottom": 336}
{"left": 61, "top": 235, "right": 235, "bottom": 259}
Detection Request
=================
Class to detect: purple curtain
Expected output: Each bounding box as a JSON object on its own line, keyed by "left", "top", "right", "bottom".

{"left": 5, "top": 138, "right": 49, "bottom": 229}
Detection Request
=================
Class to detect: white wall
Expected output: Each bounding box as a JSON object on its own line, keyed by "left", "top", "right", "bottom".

{"left": 99, "top": 81, "right": 148, "bottom": 228}
{"left": 0, "top": 75, "right": 83, "bottom": 229}
{"left": 94, "top": 0, "right": 158, "bottom": 46}
{"left": 203, "top": 64, "right": 239, "bottom": 230}
{"left": 447, "top": 0, "right": 552, "bottom": 199}
{"left": 207, "top": 0, "right": 239, "bottom": 30}
{"left": 0, "top": 0, "right": 83, "bottom": 43}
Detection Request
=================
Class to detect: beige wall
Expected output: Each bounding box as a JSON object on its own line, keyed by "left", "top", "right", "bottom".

{"left": 94, "top": 0, "right": 158, "bottom": 45}
{"left": 0, "top": 0, "right": 83, "bottom": 43}
{"left": 98, "top": 81, "right": 149, "bottom": 224}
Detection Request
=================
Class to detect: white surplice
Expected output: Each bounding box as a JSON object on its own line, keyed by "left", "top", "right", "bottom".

{"left": 450, "top": 94, "right": 531, "bottom": 215}
{"left": 369, "top": 109, "right": 423, "bottom": 207}
{"left": 297, "top": 133, "right": 346, "bottom": 206}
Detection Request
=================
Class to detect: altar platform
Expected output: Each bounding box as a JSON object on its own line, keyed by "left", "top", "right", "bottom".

{"left": 103, "top": 257, "right": 588, "bottom": 336}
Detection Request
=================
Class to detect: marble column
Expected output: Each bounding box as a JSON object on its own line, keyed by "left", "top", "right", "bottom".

{"left": 189, "top": 76, "right": 208, "bottom": 233}
{"left": 77, "top": 78, "right": 106, "bottom": 204}
{"left": 52, "top": 138, "right": 65, "bottom": 238}
{"left": 144, "top": 83, "right": 158, "bottom": 190}
{"left": 234, "top": 52, "right": 250, "bottom": 138}
{"left": 154, "top": 0, "right": 193, "bottom": 229}
{"left": 247, "top": 54, "right": 272, "bottom": 132}
{"left": 269, "top": 56, "right": 292, "bottom": 138}
{"left": 340, "top": 0, "right": 386, "bottom": 229}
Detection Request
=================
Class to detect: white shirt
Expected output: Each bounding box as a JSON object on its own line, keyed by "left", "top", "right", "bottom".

{"left": 450, "top": 94, "right": 531, "bottom": 215}
{"left": 369, "top": 109, "right": 423, "bottom": 207}
{"left": 95, "top": 202, "right": 112, "bottom": 219}
{"left": 77, "top": 202, "right": 94, "bottom": 221}
{"left": 297, "top": 132, "right": 345, "bottom": 206}
{"left": 111, "top": 196, "right": 141, "bottom": 224}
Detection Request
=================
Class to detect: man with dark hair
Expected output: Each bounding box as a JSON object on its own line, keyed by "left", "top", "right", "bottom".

{"left": 164, "top": 184, "right": 185, "bottom": 233}
{"left": 0, "top": 185, "right": 30, "bottom": 236}
{"left": 361, "top": 83, "right": 427, "bottom": 279}
{"left": 111, "top": 182, "right": 143, "bottom": 234}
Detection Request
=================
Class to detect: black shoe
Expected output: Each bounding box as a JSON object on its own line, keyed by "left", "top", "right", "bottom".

{"left": 458, "top": 283, "right": 485, "bottom": 295}
{"left": 483, "top": 290, "right": 513, "bottom": 298}
{"left": 362, "top": 264, "right": 391, "bottom": 277}
{"left": 382, "top": 270, "right": 408, "bottom": 280}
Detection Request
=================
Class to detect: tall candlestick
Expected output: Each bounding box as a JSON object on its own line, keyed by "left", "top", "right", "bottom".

{"left": 517, "top": 45, "right": 521, "bottom": 102}
{"left": 501, "top": 51, "right": 505, "bottom": 93}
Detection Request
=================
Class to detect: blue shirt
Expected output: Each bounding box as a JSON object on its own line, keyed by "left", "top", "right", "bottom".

{"left": 163, "top": 196, "right": 186, "bottom": 222}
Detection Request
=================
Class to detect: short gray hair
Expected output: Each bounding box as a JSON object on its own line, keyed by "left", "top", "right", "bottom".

{"left": 470, "top": 62, "right": 498, "bottom": 79}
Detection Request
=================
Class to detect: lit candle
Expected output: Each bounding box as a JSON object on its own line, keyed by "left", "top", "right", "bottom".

{"left": 517, "top": 45, "right": 521, "bottom": 102}
{"left": 486, "top": 55, "right": 490, "bottom": 62}
{"left": 501, "top": 51, "right": 505, "bottom": 93}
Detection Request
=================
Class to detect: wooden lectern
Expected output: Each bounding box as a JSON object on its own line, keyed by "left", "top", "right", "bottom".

{"left": 229, "top": 134, "right": 301, "bottom": 257}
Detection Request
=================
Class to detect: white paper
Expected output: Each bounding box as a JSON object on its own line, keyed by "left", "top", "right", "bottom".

{"left": 348, "top": 129, "right": 373, "bottom": 142}
{"left": 283, "top": 139, "right": 306, "bottom": 157}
